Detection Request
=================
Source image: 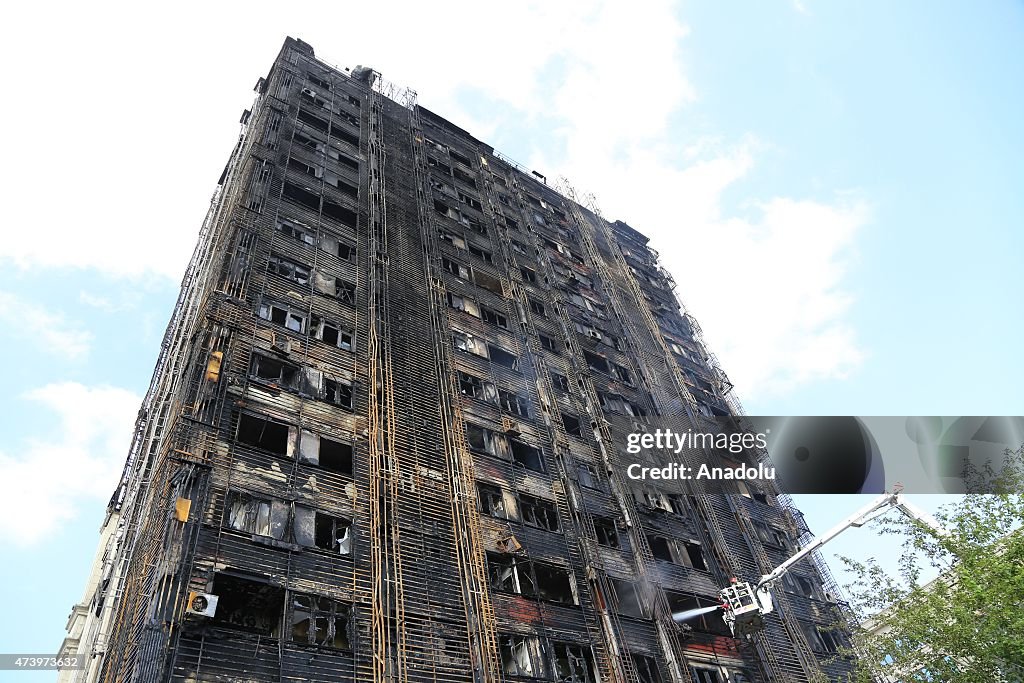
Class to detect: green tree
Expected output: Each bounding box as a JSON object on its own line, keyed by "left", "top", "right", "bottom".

{"left": 840, "top": 447, "right": 1024, "bottom": 683}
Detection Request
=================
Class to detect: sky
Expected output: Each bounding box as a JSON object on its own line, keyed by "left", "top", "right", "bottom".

{"left": 0, "top": 0, "right": 1022, "bottom": 677}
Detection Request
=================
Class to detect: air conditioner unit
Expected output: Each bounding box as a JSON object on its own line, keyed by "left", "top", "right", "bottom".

{"left": 501, "top": 417, "right": 521, "bottom": 437}
{"left": 186, "top": 592, "right": 219, "bottom": 618}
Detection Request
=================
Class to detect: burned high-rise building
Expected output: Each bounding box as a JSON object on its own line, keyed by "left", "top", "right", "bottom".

{"left": 60, "top": 37, "right": 854, "bottom": 683}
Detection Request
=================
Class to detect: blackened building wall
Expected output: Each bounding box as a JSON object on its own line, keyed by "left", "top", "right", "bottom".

{"left": 60, "top": 37, "right": 855, "bottom": 683}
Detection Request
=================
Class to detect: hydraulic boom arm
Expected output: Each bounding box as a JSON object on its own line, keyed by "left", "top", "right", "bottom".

{"left": 755, "top": 487, "right": 948, "bottom": 594}
{"left": 718, "top": 487, "right": 948, "bottom": 638}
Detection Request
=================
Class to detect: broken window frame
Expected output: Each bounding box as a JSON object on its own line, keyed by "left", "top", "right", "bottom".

{"left": 487, "top": 344, "right": 519, "bottom": 371}
{"left": 814, "top": 625, "right": 842, "bottom": 654}
{"left": 236, "top": 412, "right": 293, "bottom": 456}
{"left": 289, "top": 592, "right": 352, "bottom": 650}
{"left": 784, "top": 573, "right": 821, "bottom": 600}
{"left": 453, "top": 330, "right": 488, "bottom": 358}
{"left": 334, "top": 279, "right": 356, "bottom": 305}
{"left": 313, "top": 316, "right": 354, "bottom": 351}
{"left": 259, "top": 300, "right": 307, "bottom": 333}
{"left": 552, "top": 642, "right": 597, "bottom": 683}
{"left": 473, "top": 269, "right": 504, "bottom": 295}
{"left": 539, "top": 334, "right": 562, "bottom": 354}
{"left": 323, "top": 377, "right": 353, "bottom": 410}
{"left": 447, "top": 291, "right": 482, "bottom": 318}
{"left": 610, "top": 577, "right": 647, "bottom": 619}
{"left": 313, "top": 438, "right": 354, "bottom": 475}
{"left": 467, "top": 242, "right": 493, "bottom": 263}
{"left": 498, "top": 389, "right": 529, "bottom": 418}
{"left": 632, "top": 654, "right": 664, "bottom": 683}
{"left": 647, "top": 532, "right": 707, "bottom": 570}
{"left": 498, "top": 633, "right": 542, "bottom": 678}
{"left": 314, "top": 512, "right": 352, "bottom": 555}
{"left": 668, "top": 341, "right": 689, "bottom": 358}
{"left": 577, "top": 462, "right": 604, "bottom": 491}
{"left": 561, "top": 412, "right": 584, "bottom": 438}
{"left": 480, "top": 306, "right": 509, "bottom": 329}
{"left": 293, "top": 130, "right": 325, "bottom": 153}
{"left": 487, "top": 555, "right": 575, "bottom": 606}
{"left": 666, "top": 494, "right": 688, "bottom": 517}
{"left": 327, "top": 143, "right": 360, "bottom": 167}
{"left": 754, "top": 520, "right": 788, "bottom": 549}
{"left": 487, "top": 552, "right": 531, "bottom": 595}
{"left": 599, "top": 392, "right": 646, "bottom": 417}
{"left": 434, "top": 197, "right": 462, "bottom": 223}
{"left": 519, "top": 493, "right": 559, "bottom": 532}
{"left": 211, "top": 574, "right": 284, "bottom": 637}
{"left": 647, "top": 534, "right": 678, "bottom": 563}
{"left": 477, "top": 482, "right": 512, "bottom": 520}
{"left": 611, "top": 363, "right": 633, "bottom": 384}
{"left": 466, "top": 217, "right": 488, "bottom": 235}
{"left": 457, "top": 190, "right": 483, "bottom": 211}
{"left": 533, "top": 562, "right": 577, "bottom": 605}
{"left": 690, "top": 665, "right": 726, "bottom": 683}
{"left": 583, "top": 350, "right": 610, "bottom": 374}
{"left": 457, "top": 371, "right": 495, "bottom": 401}
{"left": 334, "top": 239, "right": 356, "bottom": 261}
{"left": 466, "top": 423, "right": 505, "bottom": 458}
{"left": 509, "top": 440, "right": 544, "bottom": 472}
{"left": 250, "top": 353, "right": 299, "bottom": 387}
{"left": 276, "top": 216, "right": 317, "bottom": 245}
{"left": 438, "top": 229, "right": 467, "bottom": 250}
{"left": 442, "top": 256, "right": 471, "bottom": 280}
{"left": 550, "top": 372, "right": 572, "bottom": 393}
{"left": 638, "top": 487, "right": 674, "bottom": 513}
{"left": 431, "top": 177, "right": 458, "bottom": 198}
{"left": 681, "top": 540, "right": 708, "bottom": 570}
{"left": 268, "top": 253, "right": 312, "bottom": 285}
{"left": 288, "top": 155, "right": 323, "bottom": 180}
{"left": 593, "top": 516, "right": 620, "bottom": 549}
{"left": 224, "top": 490, "right": 273, "bottom": 537}
{"left": 575, "top": 321, "right": 603, "bottom": 343}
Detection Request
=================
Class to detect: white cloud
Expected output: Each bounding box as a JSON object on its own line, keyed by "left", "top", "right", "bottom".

{"left": 0, "top": 291, "right": 93, "bottom": 360}
{"left": 0, "top": 1, "right": 867, "bottom": 398}
{"left": 78, "top": 289, "right": 143, "bottom": 313}
{"left": 0, "top": 1, "right": 688, "bottom": 281}
{"left": 673, "top": 194, "right": 868, "bottom": 397}
{"left": 509, "top": 7, "right": 868, "bottom": 399}
{"left": 0, "top": 383, "right": 140, "bottom": 546}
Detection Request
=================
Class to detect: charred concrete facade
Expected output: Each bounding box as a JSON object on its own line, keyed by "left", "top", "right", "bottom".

{"left": 61, "top": 38, "right": 854, "bottom": 683}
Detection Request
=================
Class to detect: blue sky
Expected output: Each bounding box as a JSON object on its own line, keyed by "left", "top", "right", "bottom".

{"left": 0, "top": 1, "right": 1021, "bottom": 677}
